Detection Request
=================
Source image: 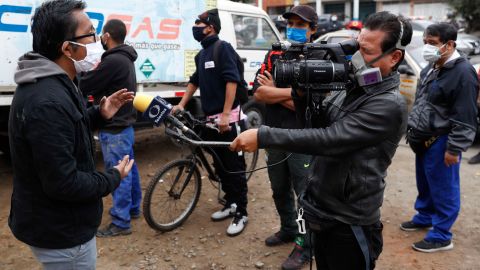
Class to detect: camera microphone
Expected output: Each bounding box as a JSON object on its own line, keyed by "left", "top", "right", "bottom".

{"left": 133, "top": 94, "right": 194, "bottom": 136}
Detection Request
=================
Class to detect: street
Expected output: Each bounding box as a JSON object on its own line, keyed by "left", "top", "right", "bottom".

{"left": 1, "top": 128, "right": 479, "bottom": 269}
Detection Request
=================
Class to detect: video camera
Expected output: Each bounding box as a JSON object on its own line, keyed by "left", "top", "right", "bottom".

{"left": 272, "top": 40, "right": 359, "bottom": 92}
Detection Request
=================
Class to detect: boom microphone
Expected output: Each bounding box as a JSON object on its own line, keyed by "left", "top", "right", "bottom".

{"left": 133, "top": 94, "right": 194, "bottom": 135}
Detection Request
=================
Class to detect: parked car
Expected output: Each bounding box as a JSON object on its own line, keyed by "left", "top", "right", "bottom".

{"left": 316, "top": 14, "right": 343, "bottom": 36}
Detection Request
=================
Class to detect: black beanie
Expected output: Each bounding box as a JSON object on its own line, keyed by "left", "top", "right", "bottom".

{"left": 196, "top": 9, "right": 221, "bottom": 33}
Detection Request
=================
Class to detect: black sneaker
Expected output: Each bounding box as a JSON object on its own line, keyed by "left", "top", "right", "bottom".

{"left": 265, "top": 231, "right": 296, "bottom": 247}
{"left": 96, "top": 223, "right": 132, "bottom": 237}
{"left": 281, "top": 244, "right": 311, "bottom": 270}
{"left": 130, "top": 211, "right": 141, "bottom": 219}
{"left": 400, "top": 221, "right": 432, "bottom": 231}
{"left": 412, "top": 239, "right": 453, "bottom": 253}
{"left": 468, "top": 152, "right": 480, "bottom": 164}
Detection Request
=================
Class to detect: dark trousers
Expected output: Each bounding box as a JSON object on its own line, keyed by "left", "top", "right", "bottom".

{"left": 201, "top": 120, "right": 248, "bottom": 215}
{"left": 312, "top": 221, "right": 383, "bottom": 270}
{"left": 266, "top": 149, "right": 312, "bottom": 254}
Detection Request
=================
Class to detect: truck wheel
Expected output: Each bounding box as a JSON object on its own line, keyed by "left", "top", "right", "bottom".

{"left": 242, "top": 100, "right": 265, "bottom": 129}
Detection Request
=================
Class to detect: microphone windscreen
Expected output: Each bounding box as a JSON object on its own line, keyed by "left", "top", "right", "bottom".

{"left": 133, "top": 93, "right": 154, "bottom": 112}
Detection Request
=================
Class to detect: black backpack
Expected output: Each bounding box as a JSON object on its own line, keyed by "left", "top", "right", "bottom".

{"left": 211, "top": 39, "right": 249, "bottom": 104}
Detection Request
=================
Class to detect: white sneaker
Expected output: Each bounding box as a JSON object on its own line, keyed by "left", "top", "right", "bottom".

{"left": 211, "top": 203, "right": 236, "bottom": 221}
{"left": 226, "top": 215, "right": 248, "bottom": 236}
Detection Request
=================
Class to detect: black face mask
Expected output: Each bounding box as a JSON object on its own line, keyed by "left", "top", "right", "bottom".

{"left": 101, "top": 35, "right": 108, "bottom": 50}
{"left": 192, "top": 26, "right": 207, "bottom": 42}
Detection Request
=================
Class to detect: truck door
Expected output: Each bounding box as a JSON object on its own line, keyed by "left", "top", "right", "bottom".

{"left": 224, "top": 13, "right": 281, "bottom": 88}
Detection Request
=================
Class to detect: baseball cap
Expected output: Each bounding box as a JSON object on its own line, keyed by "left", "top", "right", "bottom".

{"left": 196, "top": 9, "right": 221, "bottom": 33}
{"left": 283, "top": 5, "right": 318, "bottom": 27}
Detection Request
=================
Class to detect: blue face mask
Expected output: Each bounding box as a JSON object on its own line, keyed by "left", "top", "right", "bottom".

{"left": 286, "top": 27, "right": 308, "bottom": 43}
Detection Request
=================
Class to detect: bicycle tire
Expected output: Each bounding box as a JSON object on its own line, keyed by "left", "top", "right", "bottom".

{"left": 244, "top": 149, "right": 259, "bottom": 181}
{"left": 143, "top": 159, "right": 201, "bottom": 232}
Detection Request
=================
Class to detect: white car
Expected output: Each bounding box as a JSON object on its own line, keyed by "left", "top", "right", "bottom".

{"left": 314, "top": 30, "right": 478, "bottom": 112}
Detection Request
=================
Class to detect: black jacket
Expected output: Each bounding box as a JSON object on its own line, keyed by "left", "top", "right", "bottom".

{"left": 258, "top": 74, "right": 407, "bottom": 225}
{"left": 189, "top": 35, "right": 241, "bottom": 115}
{"left": 79, "top": 44, "right": 138, "bottom": 132}
{"left": 9, "top": 52, "right": 121, "bottom": 249}
{"left": 408, "top": 56, "right": 478, "bottom": 154}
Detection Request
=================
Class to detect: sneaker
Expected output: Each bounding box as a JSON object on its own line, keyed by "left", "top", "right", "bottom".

{"left": 265, "top": 231, "right": 296, "bottom": 247}
{"left": 400, "top": 221, "right": 432, "bottom": 231}
{"left": 226, "top": 214, "right": 248, "bottom": 236}
{"left": 281, "top": 244, "right": 311, "bottom": 270}
{"left": 211, "top": 203, "right": 236, "bottom": 221}
{"left": 130, "top": 211, "right": 141, "bottom": 219}
{"left": 412, "top": 239, "right": 453, "bottom": 253}
{"left": 468, "top": 152, "right": 480, "bottom": 164}
{"left": 96, "top": 223, "right": 132, "bottom": 237}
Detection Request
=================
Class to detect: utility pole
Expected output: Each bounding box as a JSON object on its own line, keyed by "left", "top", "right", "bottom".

{"left": 353, "top": 0, "right": 360, "bottom": 20}
{"left": 316, "top": 0, "right": 322, "bottom": 15}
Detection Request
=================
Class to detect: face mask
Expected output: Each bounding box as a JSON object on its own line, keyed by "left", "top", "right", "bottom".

{"left": 192, "top": 26, "right": 207, "bottom": 42}
{"left": 101, "top": 36, "right": 108, "bottom": 51}
{"left": 286, "top": 27, "right": 308, "bottom": 43}
{"left": 351, "top": 51, "right": 383, "bottom": 87}
{"left": 68, "top": 40, "right": 104, "bottom": 73}
{"left": 422, "top": 43, "right": 446, "bottom": 63}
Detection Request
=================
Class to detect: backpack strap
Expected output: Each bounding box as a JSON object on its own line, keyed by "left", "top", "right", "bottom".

{"left": 351, "top": 225, "right": 371, "bottom": 270}
{"left": 212, "top": 39, "right": 223, "bottom": 71}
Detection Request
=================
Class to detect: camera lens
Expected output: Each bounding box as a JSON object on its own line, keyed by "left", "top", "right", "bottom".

{"left": 274, "top": 61, "right": 294, "bottom": 85}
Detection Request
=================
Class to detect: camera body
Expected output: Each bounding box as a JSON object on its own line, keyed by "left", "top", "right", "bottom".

{"left": 272, "top": 40, "right": 359, "bottom": 92}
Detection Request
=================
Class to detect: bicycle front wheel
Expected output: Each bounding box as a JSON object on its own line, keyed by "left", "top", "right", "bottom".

{"left": 143, "top": 159, "right": 201, "bottom": 232}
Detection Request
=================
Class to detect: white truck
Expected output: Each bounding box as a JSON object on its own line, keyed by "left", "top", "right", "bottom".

{"left": 0, "top": 0, "right": 283, "bottom": 155}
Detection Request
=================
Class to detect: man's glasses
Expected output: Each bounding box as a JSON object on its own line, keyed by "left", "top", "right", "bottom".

{"left": 69, "top": 32, "right": 97, "bottom": 42}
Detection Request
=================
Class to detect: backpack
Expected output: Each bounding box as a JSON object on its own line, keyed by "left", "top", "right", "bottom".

{"left": 211, "top": 39, "right": 249, "bottom": 104}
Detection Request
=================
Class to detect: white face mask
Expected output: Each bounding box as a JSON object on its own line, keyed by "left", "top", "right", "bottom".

{"left": 68, "top": 41, "right": 104, "bottom": 73}
{"left": 422, "top": 43, "right": 446, "bottom": 63}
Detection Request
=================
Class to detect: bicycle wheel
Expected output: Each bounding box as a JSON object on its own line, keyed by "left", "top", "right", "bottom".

{"left": 244, "top": 149, "right": 259, "bottom": 181}
{"left": 143, "top": 159, "right": 201, "bottom": 232}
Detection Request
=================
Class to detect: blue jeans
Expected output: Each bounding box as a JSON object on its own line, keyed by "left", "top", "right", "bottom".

{"left": 412, "top": 135, "right": 461, "bottom": 242}
{"left": 30, "top": 237, "right": 96, "bottom": 270}
{"left": 99, "top": 126, "right": 141, "bottom": 229}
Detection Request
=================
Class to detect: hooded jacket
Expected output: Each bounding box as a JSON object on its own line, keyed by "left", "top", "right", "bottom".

{"left": 407, "top": 56, "right": 478, "bottom": 154}
{"left": 258, "top": 74, "right": 407, "bottom": 225}
{"left": 79, "top": 44, "right": 138, "bottom": 132}
{"left": 9, "top": 52, "right": 121, "bottom": 249}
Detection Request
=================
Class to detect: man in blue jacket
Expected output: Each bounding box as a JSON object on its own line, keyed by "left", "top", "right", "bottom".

{"left": 172, "top": 9, "right": 248, "bottom": 236}
{"left": 9, "top": 0, "right": 134, "bottom": 268}
{"left": 401, "top": 23, "right": 478, "bottom": 252}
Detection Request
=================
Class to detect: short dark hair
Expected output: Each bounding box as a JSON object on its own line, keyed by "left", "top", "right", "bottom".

{"left": 425, "top": 23, "right": 457, "bottom": 43}
{"left": 364, "top": 11, "right": 413, "bottom": 54}
{"left": 31, "top": 0, "right": 86, "bottom": 61}
{"left": 103, "top": 19, "right": 127, "bottom": 44}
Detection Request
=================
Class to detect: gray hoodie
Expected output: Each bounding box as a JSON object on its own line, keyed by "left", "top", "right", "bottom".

{"left": 15, "top": 52, "right": 67, "bottom": 85}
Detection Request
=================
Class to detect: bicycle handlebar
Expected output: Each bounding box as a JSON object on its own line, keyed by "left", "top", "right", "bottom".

{"left": 165, "top": 124, "right": 232, "bottom": 148}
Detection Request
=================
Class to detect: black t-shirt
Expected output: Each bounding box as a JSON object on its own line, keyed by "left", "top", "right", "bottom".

{"left": 252, "top": 50, "right": 301, "bottom": 129}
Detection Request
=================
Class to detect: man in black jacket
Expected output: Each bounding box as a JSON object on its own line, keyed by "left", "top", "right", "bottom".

{"left": 401, "top": 23, "right": 478, "bottom": 253}
{"left": 172, "top": 9, "right": 248, "bottom": 236}
{"left": 8, "top": 1, "right": 134, "bottom": 269}
{"left": 80, "top": 19, "right": 141, "bottom": 237}
{"left": 231, "top": 12, "right": 412, "bottom": 269}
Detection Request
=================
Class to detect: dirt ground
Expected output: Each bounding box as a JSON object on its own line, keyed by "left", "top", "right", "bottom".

{"left": 1, "top": 127, "right": 480, "bottom": 270}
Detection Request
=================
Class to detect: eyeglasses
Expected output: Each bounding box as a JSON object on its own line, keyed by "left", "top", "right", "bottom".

{"left": 69, "top": 32, "right": 97, "bottom": 42}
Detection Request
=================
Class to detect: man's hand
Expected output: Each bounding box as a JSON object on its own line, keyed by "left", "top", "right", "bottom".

{"left": 230, "top": 129, "right": 258, "bottom": 152}
{"left": 218, "top": 112, "right": 231, "bottom": 133}
{"left": 171, "top": 104, "right": 184, "bottom": 115}
{"left": 257, "top": 70, "right": 275, "bottom": 87}
{"left": 99, "top": 89, "right": 134, "bottom": 120}
{"left": 114, "top": 155, "right": 135, "bottom": 179}
{"left": 444, "top": 152, "right": 460, "bottom": 167}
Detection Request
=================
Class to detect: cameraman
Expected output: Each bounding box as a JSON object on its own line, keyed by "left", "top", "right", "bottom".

{"left": 231, "top": 12, "right": 412, "bottom": 270}
{"left": 252, "top": 5, "right": 317, "bottom": 270}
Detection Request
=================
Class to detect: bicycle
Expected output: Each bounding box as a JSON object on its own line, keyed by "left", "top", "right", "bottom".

{"left": 143, "top": 111, "right": 259, "bottom": 232}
